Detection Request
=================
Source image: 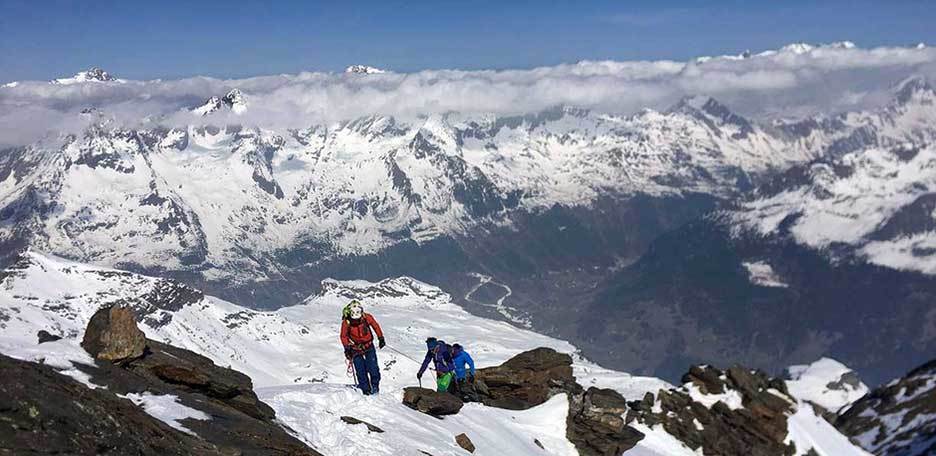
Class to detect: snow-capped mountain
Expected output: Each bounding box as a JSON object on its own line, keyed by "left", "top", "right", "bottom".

{"left": 192, "top": 88, "right": 248, "bottom": 115}
{"left": 0, "top": 98, "right": 818, "bottom": 286}
{"left": 50, "top": 67, "right": 122, "bottom": 85}
{"left": 345, "top": 64, "right": 387, "bottom": 74}
{"left": 0, "top": 252, "right": 874, "bottom": 455}
{"left": 733, "top": 77, "right": 936, "bottom": 274}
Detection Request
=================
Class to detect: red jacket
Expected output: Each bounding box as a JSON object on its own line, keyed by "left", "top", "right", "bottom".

{"left": 340, "top": 313, "right": 384, "bottom": 350}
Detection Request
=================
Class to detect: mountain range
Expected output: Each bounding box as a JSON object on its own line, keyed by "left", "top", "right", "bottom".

{"left": 4, "top": 64, "right": 936, "bottom": 387}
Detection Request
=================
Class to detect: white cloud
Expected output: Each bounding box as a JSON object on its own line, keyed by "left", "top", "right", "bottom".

{"left": 1, "top": 42, "right": 935, "bottom": 146}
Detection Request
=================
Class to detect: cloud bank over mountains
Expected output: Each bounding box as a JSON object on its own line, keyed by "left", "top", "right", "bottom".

{"left": 1, "top": 42, "right": 935, "bottom": 146}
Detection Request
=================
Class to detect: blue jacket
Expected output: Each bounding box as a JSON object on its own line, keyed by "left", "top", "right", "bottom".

{"left": 452, "top": 344, "right": 475, "bottom": 380}
{"left": 418, "top": 340, "right": 455, "bottom": 377}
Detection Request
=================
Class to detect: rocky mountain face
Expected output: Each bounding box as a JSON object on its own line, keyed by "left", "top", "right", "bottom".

{"left": 0, "top": 305, "right": 321, "bottom": 455}
{"left": 3, "top": 72, "right": 936, "bottom": 387}
{"left": 836, "top": 358, "right": 936, "bottom": 456}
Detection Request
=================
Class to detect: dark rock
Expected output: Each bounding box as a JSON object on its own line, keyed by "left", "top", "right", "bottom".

{"left": 474, "top": 347, "right": 645, "bottom": 454}
{"left": 340, "top": 416, "right": 384, "bottom": 433}
{"left": 534, "top": 438, "right": 545, "bottom": 449}
{"left": 0, "top": 353, "right": 224, "bottom": 455}
{"left": 455, "top": 433, "right": 476, "bottom": 453}
{"left": 81, "top": 305, "right": 146, "bottom": 362}
{"left": 403, "top": 387, "right": 464, "bottom": 416}
{"left": 567, "top": 387, "right": 644, "bottom": 456}
{"left": 127, "top": 339, "right": 275, "bottom": 421}
{"left": 683, "top": 365, "right": 726, "bottom": 394}
{"left": 631, "top": 364, "right": 797, "bottom": 456}
{"left": 36, "top": 330, "right": 61, "bottom": 344}
{"left": 474, "top": 347, "right": 575, "bottom": 410}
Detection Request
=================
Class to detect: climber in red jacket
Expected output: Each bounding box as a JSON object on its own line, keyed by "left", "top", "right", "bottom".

{"left": 340, "top": 300, "right": 385, "bottom": 395}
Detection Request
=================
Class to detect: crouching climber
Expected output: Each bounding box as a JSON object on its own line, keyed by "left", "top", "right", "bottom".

{"left": 340, "top": 300, "right": 386, "bottom": 395}
{"left": 417, "top": 337, "right": 456, "bottom": 392}
{"left": 450, "top": 343, "right": 479, "bottom": 401}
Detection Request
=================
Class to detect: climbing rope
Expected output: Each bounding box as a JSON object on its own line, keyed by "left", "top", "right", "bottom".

{"left": 386, "top": 345, "right": 422, "bottom": 364}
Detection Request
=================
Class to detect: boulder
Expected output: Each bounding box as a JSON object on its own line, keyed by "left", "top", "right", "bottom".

{"left": 455, "top": 433, "right": 476, "bottom": 453}
{"left": 81, "top": 306, "right": 146, "bottom": 362}
{"left": 341, "top": 416, "right": 384, "bottom": 433}
{"left": 474, "top": 347, "right": 575, "bottom": 410}
{"left": 403, "top": 387, "right": 464, "bottom": 416}
{"left": 36, "top": 330, "right": 62, "bottom": 344}
{"left": 567, "top": 387, "right": 644, "bottom": 456}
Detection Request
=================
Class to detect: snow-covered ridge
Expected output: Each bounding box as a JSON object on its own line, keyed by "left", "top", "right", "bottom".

{"left": 0, "top": 251, "right": 873, "bottom": 455}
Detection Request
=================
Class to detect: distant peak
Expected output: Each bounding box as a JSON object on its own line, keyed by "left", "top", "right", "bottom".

{"left": 81, "top": 67, "right": 116, "bottom": 81}
{"left": 52, "top": 67, "right": 119, "bottom": 85}
{"left": 192, "top": 89, "right": 248, "bottom": 116}
{"left": 345, "top": 65, "right": 387, "bottom": 75}
{"left": 668, "top": 95, "right": 755, "bottom": 138}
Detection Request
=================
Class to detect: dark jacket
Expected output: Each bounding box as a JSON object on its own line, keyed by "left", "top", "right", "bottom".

{"left": 418, "top": 340, "right": 455, "bottom": 377}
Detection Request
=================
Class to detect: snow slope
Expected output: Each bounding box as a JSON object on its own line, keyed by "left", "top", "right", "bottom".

{"left": 0, "top": 251, "right": 870, "bottom": 455}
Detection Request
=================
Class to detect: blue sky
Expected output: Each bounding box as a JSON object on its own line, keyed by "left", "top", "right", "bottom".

{"left": 2, "top": 0, "right": 935, "bottom": 81}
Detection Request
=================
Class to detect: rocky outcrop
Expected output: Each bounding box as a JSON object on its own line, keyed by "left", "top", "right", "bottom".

{"left": 567, "top": 387, "right": 645, "bottom": 456}
{"left": 81, "top": 306, "right": 146, "bottom": 362}
{"left": 474, "top": 348, "right": 644, "bottom": 455}
{"left": 455, "top": 433, "right": 476, "bottom": 453}
{"left": 67, "top": 305, "right": 321, "bottom": 454}
{"left": 123, "top": 339, "right": 275, "bottom": 421}
{"left": 835, "top": 358, "right": 936, "bottom": 456}
{"left": 474, "top": 347, "right": 576, "bottom": 410}
{"left": 629, "top": 364, "right": 797, "bottom": 456}
{"left": 403, "top": 387, "right": 464, "bottom": 416}
{"left": 0, "top": 353, "right": 224, "bottom": 455}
